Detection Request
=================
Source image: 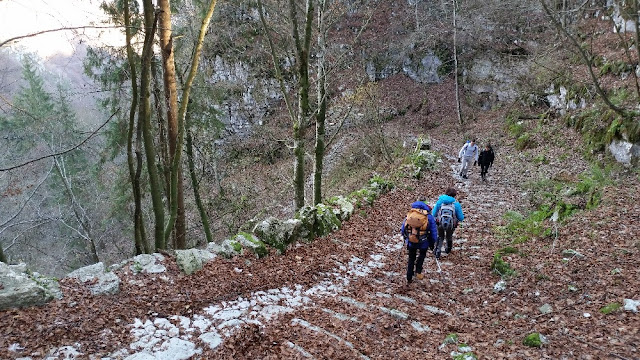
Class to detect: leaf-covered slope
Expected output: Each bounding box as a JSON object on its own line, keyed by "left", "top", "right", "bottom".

{"left": 1, "top": 91, "right": 639, "bottom": 359}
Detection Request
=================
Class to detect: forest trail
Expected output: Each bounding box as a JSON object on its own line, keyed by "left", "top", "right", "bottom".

{"left": 2, "top": 126, "right": 640, "bottom": 360}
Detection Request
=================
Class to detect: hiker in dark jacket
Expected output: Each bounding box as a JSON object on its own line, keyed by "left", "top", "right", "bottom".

{"left": 431, "top": 187, "right": 464, "bottom": 258}
{"left": 400, "top": 196, "right": 438, "bottom": 283}
{"left": 478, "top": 144, "right": 495, "bottom": 181}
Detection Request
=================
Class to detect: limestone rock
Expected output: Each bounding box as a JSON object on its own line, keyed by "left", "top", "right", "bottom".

{"left": 296, "top": 204, "right": 341, "bottom": 242}
{"left": 0, "top": 262, "right": 54, "bottom": 310}
{"left": 129, "top": 254, "right": 167, "bottom": 274}
{"left": 67, "top": 262, "right": 120, "bottom": 296}
{"left": 233, "top": 233, "right": 268, "bottom": 258}
{"left": 623, "top": 299, "right": 640, "bottom": 313}
{"left": 609, "top": 139, "right": 640, "bottom": 165}
{"left": 175, "top": 249, "right": 216, "bottom": 275}
{"left": 328, "top": 196, "right": 355, "bottom": 222}
{"left": 253, "top": 217, "right": 302, "bottom": 254}
{"left": 207, "top": 240, "right": 243, "bottom": 259}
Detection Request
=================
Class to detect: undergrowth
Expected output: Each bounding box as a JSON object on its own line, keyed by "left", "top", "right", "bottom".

{"left": 496, "top": 165, "right": 613, "bottom": 245}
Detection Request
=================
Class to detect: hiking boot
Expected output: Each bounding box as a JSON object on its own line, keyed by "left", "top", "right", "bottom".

{"left": 416, "top": 273, "right": 424, "bottom": 280}
{"left": 444, "top": 246, "right": 452, "bottom": 254}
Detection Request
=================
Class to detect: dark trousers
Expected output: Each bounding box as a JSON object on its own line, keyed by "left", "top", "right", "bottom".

{"left": 437, "top": 225, "right": 454, "bottom": 252}
{"left": 480, "top": 164, "right": 490, "bottom": 179}
{"left": 407, "top": 246, "right": 427, "bottom": 280}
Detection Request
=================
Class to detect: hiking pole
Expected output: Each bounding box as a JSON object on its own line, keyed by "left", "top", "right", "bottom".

{"left": 434, "top": 257, "right": 449, "bottom": 284}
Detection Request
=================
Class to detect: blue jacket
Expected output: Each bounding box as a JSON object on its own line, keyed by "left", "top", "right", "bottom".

{"left": 431, "top": 195, "right": 464, "bottom": 223}
{"left": 401, "top": 201, "right": 438, "bottom": 249}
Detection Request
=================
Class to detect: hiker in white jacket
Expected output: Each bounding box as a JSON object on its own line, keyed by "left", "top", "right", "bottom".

{"left": 458, "top": 139, "right": 479, "bottom": 179}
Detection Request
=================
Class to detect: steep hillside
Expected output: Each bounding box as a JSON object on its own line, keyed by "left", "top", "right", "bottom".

{"left": 1, "top": 78, "right": 639, "bottom": 358}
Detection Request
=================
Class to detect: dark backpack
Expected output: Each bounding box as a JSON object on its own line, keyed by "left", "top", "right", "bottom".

{"left": 438, "top": 203, "right": 456, "bottom": 231}
{"left": 405, "top": 208, "right": 430, "bottom": 243}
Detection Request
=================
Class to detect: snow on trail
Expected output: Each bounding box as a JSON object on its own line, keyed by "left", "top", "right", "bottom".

{"left": 109, "top": 236, "right": 404, "bottom": 359}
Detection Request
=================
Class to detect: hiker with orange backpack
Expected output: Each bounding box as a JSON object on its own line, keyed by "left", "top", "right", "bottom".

{"left": 400, "top": 196, "right": 438, "bottom": 283}
{"left": 431, "top": 187, "right": 464, "bottom": 258}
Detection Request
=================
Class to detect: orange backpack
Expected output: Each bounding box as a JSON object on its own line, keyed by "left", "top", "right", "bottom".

{"left": 405, "top": 208, "right": 430, "bottom": 243}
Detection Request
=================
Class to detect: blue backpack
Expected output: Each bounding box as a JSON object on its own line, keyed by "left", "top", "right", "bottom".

{"left": 438, "top": 203, "right": 456, "bottom": 231}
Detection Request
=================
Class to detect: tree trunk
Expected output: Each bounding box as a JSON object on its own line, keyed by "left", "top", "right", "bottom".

{"left": 181, "top": 0, "right": 220, "bottom": 247}
{"left": 0, "top": 241, "right": 6, "bottom": 263}
{"left": 453, "top": 0, "right": 463, "bottom": 125}
{"left": 123, "top": 0, "right": 148, "bottom": 255}
{"left": 314, "top": 0, "right": 328, "bottom": 206}
{"left": 140, "top": 0, "right": 165, "bottom": 250}
{"left": 186, "top": 126, "right": 212, "bottom": 245}
{"left": 257, "top": 0, "right": 313, "bottom": 211}
{"left": 158, "top": 0, "right": 186, "bottom": 249}
{"left": 291, "top": 0, "right": 314, "bottom": 211}
{"left": 152, "top": 59, "right": 170, "bottom": 202}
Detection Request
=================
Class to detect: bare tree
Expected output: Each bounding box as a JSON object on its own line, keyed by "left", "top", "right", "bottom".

{"left": 123, "top": 0, "right": 149, "bottom": 255}
{"left": 453, "top": 0, "right": 463, "bottom": 125}
{"left": 258, "top": 0, "right": 314, "bottom": 211}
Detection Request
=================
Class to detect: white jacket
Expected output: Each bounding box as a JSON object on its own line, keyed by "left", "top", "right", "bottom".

{"left": 459, "top": 143, "right": 479, "bottom": 161}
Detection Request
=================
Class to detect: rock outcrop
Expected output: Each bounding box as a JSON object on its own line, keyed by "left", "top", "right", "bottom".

{"left": 0, "top": 262, "right": 56, "bottom": 310}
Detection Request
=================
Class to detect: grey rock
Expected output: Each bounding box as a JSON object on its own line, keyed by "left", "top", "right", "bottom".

{"left": 253, "top": 217, "right": 302, "bottom": 253}
{"left": 609, "top": 139, "right": 640, "bottom": 165}
{"left": 623, "top": 299, "right": 640, "bottom": 313}
{"left": 329, "top": 196, "right": 355, "bottom": 222}
{"left": 403, "top": 53, "right": 443, "bottom": 84}
{"left": 207, "top": 239, "right": 244, "bottom": 259}
{"left": 175, "top": 249, "right": 215, "bottom": 275}
{"left": 539, "top": 303, "right": 553, "bottom": 314}
{"left": 0, "top": 262, "right": 53, "bottom": 310}
{"left": 130, "top": 254, "right": 167, "bottom": 274}
{"left": 67, "top": 262, "right": 120, "bottom": 296}
{"left": 493, "top": 280, "right": 507, "bottom": 293}
{"left": 562, "top": 249, "right": 585, "bottom": 259}
{"left": 234, "top": 233, "right": 268, "bottom": 258}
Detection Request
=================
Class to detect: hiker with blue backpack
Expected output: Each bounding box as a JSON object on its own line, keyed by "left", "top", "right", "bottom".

{"left": 431, "top": 187, "right": 464, "bottom": 258}
{"left": 400, "top": 196, "right": 438, "bottom": 283}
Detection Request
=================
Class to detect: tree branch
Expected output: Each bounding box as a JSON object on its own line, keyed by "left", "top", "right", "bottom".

{"left": 0, "top": 161, "right": 54, "bottom": 231}
{"left": 0, "top": 26, "right": 124, "bottom": 48}
{"left": 0, "top": 109, "right": 119, "bottom": 172}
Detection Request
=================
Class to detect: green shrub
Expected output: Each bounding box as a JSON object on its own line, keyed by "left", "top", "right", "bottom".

{"left": 497, "top": 206, "right": 552, "bottom": 244}
{"left": 600, "top": 302, "right": 622, "bottom": 314}
{"left": 523, "top": 333, "right": 544, "bottom": 347}
{"left": 505, "top": 111, "right": 525, "bottom": 138}
{"left": 491, "top": 253, "right": 516, "bottom": 278}
{"left": 408, "top": 149, "right": 438, "bottom": 178}
{"left": 515, "top": 132, "right": 536, "bottom": 150}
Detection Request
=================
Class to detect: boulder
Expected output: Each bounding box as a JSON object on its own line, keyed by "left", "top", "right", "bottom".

{"left": 175, "top": 249, "right": 216, "bottom": 275}
{"left": 328, "top": 196, "right": 355, "bottom": 222}
{"left": 296, "top": 204, "right": 341, "bottom": 242}
{"left": 67, "top": 262, "right": 120, "bottom": 296}
{"left": 0, "top": 262, "right": 54, "bottom": 310}
{"left": 207, "top": 240, "right": 243, "bottom": 259}
{"left": 545, "top": 85, "right": 587, "bottom": 116}
{"left": 253, "top": 217, "right": 302, "bottom": 254}
{"left": 609, "top": 139, "right": 640, "bottom": 165}
{"left": 129, "top": 254, "right": 167, "bottom": 274}
{"left": 233, "top": 233, "right": 269, "bottom": 258}
{"left": 410, "top": 150, "right": 439, "bottom": 178}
